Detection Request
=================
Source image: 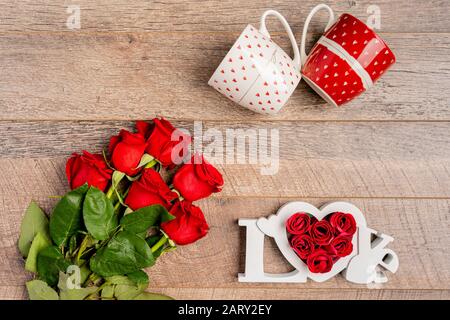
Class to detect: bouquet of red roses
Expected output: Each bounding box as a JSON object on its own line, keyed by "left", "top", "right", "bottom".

{"left": 18, "top": 118, "right": 224, "bottom": 300}
{"left": 286, "top": 212, "right": 356, "bottom": 274}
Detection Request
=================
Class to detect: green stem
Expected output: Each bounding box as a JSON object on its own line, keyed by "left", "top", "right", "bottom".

{"left": 151, "top": 235, "right": 168, "bottom": 253}
{"left": 85, "top": 281, "right": 108, "bottom": 300}
{"left": 114, "top": 201, "right": 121, "bottom": 212}
{"left": 106, "top": 186, "right": 114, "bottom": 199}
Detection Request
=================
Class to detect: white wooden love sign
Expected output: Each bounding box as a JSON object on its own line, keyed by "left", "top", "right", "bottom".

{"left": 238, "top": 201, "right": 399, "bottom": 284}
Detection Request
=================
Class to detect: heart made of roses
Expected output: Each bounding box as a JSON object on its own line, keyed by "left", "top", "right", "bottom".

{"left": 256, "top": 201, "right": 367, "bottom": 282}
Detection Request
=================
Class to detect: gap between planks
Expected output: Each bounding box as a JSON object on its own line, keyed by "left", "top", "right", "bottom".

{"left": 3, "top": 119, "right": 450, "bottom": 123}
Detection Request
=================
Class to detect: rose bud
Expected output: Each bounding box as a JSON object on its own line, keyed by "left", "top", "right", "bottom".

{"left": 66, "top": 151, "right": 112, "bottom": 192}
{"left": 125, "top": 168, "right": 178, "bottom": 210}
{"left": 329, "top": 212, "right": 357, "bottom": 236}
{"left": 290, "top": 234, "right": 315, "bottom": 260}
{"left": 109, "top": 121, "right": 151, "bottom": 176}
{"left": 146, "top": 118, "right": 191, "bottom": 168}
{"left": 330, "top": 235, "right": 354, "bottom": 257}
{"left": 161, "top": 200, "right": 209, "bottom": 245}
{"left": 306, "top": 249, "right": 334, "bottom": 273}
{"left": 286, "top": 213, "right": 311, "bottom": 235}
{"left": 310, "top": 220, "right": 334, "bottom": 246}
{"left": 173, "top": 153, "right": 224, "bottom": 202}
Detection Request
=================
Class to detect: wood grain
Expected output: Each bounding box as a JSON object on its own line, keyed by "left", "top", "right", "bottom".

{"left": 0, "top": 33, "right": 449, "bottom": 121}
{"left": 1, "top": 0, "right": 449, "bottom": 301}
{"left": 0, "top": 0, "right": 449, "bottom": 33}
{"left": 2, "top": 157, "right": 450, "bottom": 199}
{"left": 1, "top": 120, "right": 450, "bottom": 198}
{"left": 1, "top": 286, "right": 448, "bottom": 300}
{"left": 1, "top": 197, "right": 449, "bottom": 292}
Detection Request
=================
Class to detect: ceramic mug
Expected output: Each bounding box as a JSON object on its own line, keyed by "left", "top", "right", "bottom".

{"left": 208, "top": 10, "right": 301, "bottom": 115}
{"left": 300, "top": 4, "right": 396, "bottom": 106}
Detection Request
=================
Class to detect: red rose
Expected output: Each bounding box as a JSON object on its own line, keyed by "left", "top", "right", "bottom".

{"left": 173, "top": 153, "right": 223, "bottom": 202}
{"left": 290, "top": 234, "right": 315, "bottom": 260}
{"left": 286, "top": 213, "right": 311, "bottom": 235}
{"left": 306, "top": 249, "right": 333, "bottom": 273}
{"left": 66, "top": 151, "right": 112, "bottom": 192}
{"left": 146, "top": 118, "right": 191, "bottom": 168}
{"left": 329, "top": 212, "right": 357, "bottom": 236}
{"left": 330, "top": 235, "right": 353, "bottom": 257}
{"left": 109, "top": 121, "right": 151, "bottom": 176}
{"left": 161, "top": 200, "right": 209, "bottom": 245}
{"left": 310, "top": 220, "right": 334, "bottom": 245}
{"left": 125, "top": 168, "right": 178, "bottom": 210}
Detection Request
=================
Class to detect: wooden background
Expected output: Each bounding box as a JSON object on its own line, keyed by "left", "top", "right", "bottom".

{"left": 1, "top": 0, "right": 449, "bottom": 300}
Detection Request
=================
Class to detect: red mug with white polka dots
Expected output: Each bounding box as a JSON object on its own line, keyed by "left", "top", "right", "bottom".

{"left": 301, "top": 4, "right": 396, "bottom": 106}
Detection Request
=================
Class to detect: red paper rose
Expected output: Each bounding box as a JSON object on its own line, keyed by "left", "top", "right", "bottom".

{"left": 329, "top": 212, "right": 357, "bottom": 236}
{"left": 306, "top": 249, "right": 333, "bottom": 273}
{"left": 290, "top": 234, "right": 315, "bottom": 259}
{"left": 125, "top": 168, "right": 178, "bottom": 210}
{"left": 161, "top": 200, "right": 209, "bottom": 245}
{"left": 146, "top": 118, "right": 191, "bottom": 168}
{"left": 286, "top": 213, "right": 311, "bottom": 235}
{"left": 310, "top": 220, "right": 334, "bottom": 245}
{"left": 173, "top": 153, "right": 223, "bottom": 202}
{"left": 109, "top": 121, "right": 151, "bottom": 176}
{"left": 330, "top": 235, "right": 353, "bottom": 257}
{"left": 66, "top": 151, "right": 112, "bottom": 192}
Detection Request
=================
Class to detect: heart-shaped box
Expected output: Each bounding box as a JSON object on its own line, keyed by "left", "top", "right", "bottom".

{"left": 256, "top": 201, "right": 367, "bottom": 282}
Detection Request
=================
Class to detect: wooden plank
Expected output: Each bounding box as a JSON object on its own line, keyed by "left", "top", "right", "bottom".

{"left": 3, "top": 120, "right": 450, "bottom": 160}
{"left": 157, "top": 288, "right": 450, "bottom": 300}
{"left": 2, "top": 157, "right": 450, "bottom": 198}
{"left": 1, "top": 286, "right": 448, "bottom": 300}
{"left": 0, "top": 33, "right": 449, "bottom": 121}
{"left": 2, "top": 120, "right": 450, "bottom": 197}
{"left": 0, "top": 0, "right": 448, "bottom": 33}
{"left": 1, "top": 197, "right": 449, "bottom": 291}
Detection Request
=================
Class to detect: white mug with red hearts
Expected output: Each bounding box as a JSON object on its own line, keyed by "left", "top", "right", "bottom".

{"left": 208, "top": 10, "right": 301, "bottom": 115}
{"left": 300, "top": 4, "right": 396, "bottom": 106}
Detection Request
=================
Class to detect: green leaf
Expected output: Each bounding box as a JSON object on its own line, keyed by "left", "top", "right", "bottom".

{"left": 83, "top": 187, "right": 118, "bottom": 241}
{"left": 76, "top": 234, "right": 98, "bottom": 264}
{"left": 49, "top": 184, "right": 88, "bottom": 247}
{"left": 57, "top": 272, "right": 98, "bottom": 300}
{"left": 112, "top": 170, "right": 125, "bottom": 187}
{"left": 90, "top": 230, "right": 154, "bottom": 277}
{"left": 103, "top": 273, "right": 149, "bottom": 300}
{"left": 24, "top": 232, "right": 52, "bottom": 273}
{"left": 135, "top": 153, "right": 155, "bottom": 169}
{"left": 18, "top": 201, "right": 49, "bottom": 257}
{"left": 134, "top": 292, "right": 173, "bottom": 300}
{"left": 105, "top": 275, "right": 134, "bottom": 286}
{"left": 114, "top": 284, "right": 144, "bottom": 300}
{"left": 26, "top": 280, "right": 59, "bottom": 300}
{"left": 127, "top": 270, "right": 149, "bottom": 288}
{"left": 37, "top": 246, "right": 71, "bottom": 286}
{"left": 60, "top": 287, "right": 98, "bottom": 300}
{"left": 79, "top": 264, "right": 92, "bottom": 285}
{"left": 68, "top": 234, "right": 78, "bottom": 255}
{"left": 120, "top": 205, "right": 174, "bottom": 234}
{"left": 101, "top": 285, "right": 115, "bottom": 299}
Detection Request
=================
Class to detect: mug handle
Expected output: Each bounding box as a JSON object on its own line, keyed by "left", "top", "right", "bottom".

{"left": 300, "top": 4, "right": 335, "bottom": 66}
{"left": 259, "top": 10, "right": 301, "bottom": 69}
